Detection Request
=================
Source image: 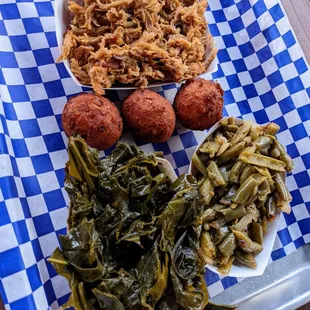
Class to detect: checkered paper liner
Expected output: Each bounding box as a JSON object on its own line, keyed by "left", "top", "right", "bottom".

{"left": 0, "top": 0, "right": 310, "bottom": 309}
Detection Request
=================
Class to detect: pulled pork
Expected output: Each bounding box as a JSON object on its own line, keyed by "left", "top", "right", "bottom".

{"left": 60, "top": 0, "right": 217, "bottom": 94}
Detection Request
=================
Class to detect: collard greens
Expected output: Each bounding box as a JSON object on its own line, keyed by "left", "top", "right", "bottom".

{"left": 48, "top": 137, "right": 236, "bottom": 310}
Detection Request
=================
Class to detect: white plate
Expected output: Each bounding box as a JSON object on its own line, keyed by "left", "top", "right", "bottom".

{"left": 54, "top": 0, "right": 218, "bottom": 91}
{"left": 157, "top": 157, "right": 178, "bottom": 183}
{"left": 189, "top": 117, "right": 283, "bottom": 278}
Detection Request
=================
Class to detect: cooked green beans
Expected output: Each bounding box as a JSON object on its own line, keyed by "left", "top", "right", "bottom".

{"left": 200, "top": 141, "right": 220, "bottom": 157}
{"left": 274, "top": 173, "right": 292, "bottom": 203}
{"left": 218, "top": 256, "right": 235, "bottom": 274}
{"left": 235, "top": 250, "right": 256, "bottom": 269}
{"left": 249, "top": 223, "right": 264, "bottom": 245}
{"left": 218, "top": 233, "right": 236, "bottom": 257}
{"left": 217, "top": 141, "right": 247, "bottom": 165}
{"left": 239, "top": 152, "right": 286, "bottom": 171}
{"left": 239, "top": 166, "right": 257, "bottom": 185}
{"left": 200, "top": 231, "right": 217, "bottom": 265}
{"left": 193, "top": 117, "right": 293, "bottom": 274}
{"left": 254, "top": 136, "right": 273, "bottom": 151}
{"left": 213, "top": 226, "right": 230, "bottom": 245}
{"left": 230, "top": 161, "right": 246, "bottom": 183}
{"left": 219, "top": 205, "right": 246, "bottom": 222}
{"left": 200, "top": 178, "right": 214, "bottom": 205}
{"left": 232, "top": 174, "right": 266, "bottom": 204}
{"left": 230, "top": 122, "right": 251, "bottom": 146}
{"left": 207, "top": 161, "right": 226, "bottom": 187}
{"left": 192, "top": 153, "right": 208, "bottom": 177}
{"left": 233, "top": 230, "right": 263, "bottom": 254}
{"left": 264, "top": 122, "right": 280, "bottom": 135}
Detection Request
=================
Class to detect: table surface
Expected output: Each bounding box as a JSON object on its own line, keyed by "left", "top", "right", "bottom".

{"left": 275, "top": 2, "right": 310, "bottom": 309}
{"left": 282, "top": 0, "right": 310, "bottom": 62}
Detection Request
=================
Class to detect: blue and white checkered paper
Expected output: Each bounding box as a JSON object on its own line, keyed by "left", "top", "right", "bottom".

{"left": 0, "top": 0, "right": 310, "bottom": 309}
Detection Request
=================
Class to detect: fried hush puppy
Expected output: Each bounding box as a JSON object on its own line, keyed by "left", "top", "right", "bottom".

{"left": 174, "top": 79, "right": 224, "bottom": 130}
{"left": 62, "top": 93, "right": 123, "bottom": 150}
{"left": 122, "top": 89, "right": 176, "bottom": 143}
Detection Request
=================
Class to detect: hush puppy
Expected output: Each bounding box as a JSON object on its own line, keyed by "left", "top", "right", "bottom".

{"left": 174, "top": 79, "right": 224, "bottom": 130}
{"left": 122, "top": 89, "right": 176, "bottom": 143}
{"left": 62, "top": 93, "right": 123, "bottom": 150}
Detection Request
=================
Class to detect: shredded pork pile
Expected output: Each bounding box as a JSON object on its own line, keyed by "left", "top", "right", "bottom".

{"left": 60, "top": 0, "right": 217, "bottom": 94}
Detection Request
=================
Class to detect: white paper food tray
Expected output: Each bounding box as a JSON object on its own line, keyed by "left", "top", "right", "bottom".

{"left": 189, "top": 117, "right": 284, "bottom": 278}
{"left": 54, "top": 0, "right": 218, "bottom": 91}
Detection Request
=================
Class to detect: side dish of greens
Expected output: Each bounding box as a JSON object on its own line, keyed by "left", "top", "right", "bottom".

{"left": 48, "top": 137, "right": 236, "bottom": 310}
{"left": 191, "top": 117, "right": 294, "bottom": 274}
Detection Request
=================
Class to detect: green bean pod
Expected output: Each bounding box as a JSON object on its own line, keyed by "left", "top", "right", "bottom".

{"left": 220, "top": 118, "right": 229, "bottom": 127}
{"left": 229, "top": 161, "right": 246, "bottom": 183}
{"left": 230, "top": 122, "right": 252, "bottom": 146}
{"left": 192, "top": 153, "right": 208, "bottom": 177}
{"left": 258, "top": 179, "right": 271, "bottom": 200}
{"left": 217, "top": 141, "right": 247, "bottom": 165}
{"left": 218, "top": 256, "right": 235, "bottom": 275}
{"left": 280, "top": 153, "right": 294, "bottom": 172}
{"left": 212, "top": 204, "right": 227, "bottom": 212}
{"left": 200, "top": 141, "right": 220, "bottom": 157}
{"left": 199, "top": 178, "right": 215, "bottom": 205}
{"left": 198, "top": 176, "right": 206, "bottom": 187}
{"left": 254, "top": 166, "right": 272, "bottom": 179}
{"left": 243, "top": 136, "right": 252, "bottom": 145}
{"left": 250, "top": 126, "right": 264, "bottom": 141}
{"left": 274, "top": 173, "right": 292, "bottom": 203}
{"left": 268, "top": 137, "right": 294, "bottom": 172}
{"left": 256, "top": 195, "right": 268, "bottom": 209}
{"left": 232, "top": 174, "right": 266, "bottom": 204}
{"left": 239, "top": 166, "right": 257, "bottom": 185}
{"left": 213, "top": 226, "right": 230, "bottom": 245}
{"left": 249, "top": 222, "right": 264, "bottom": 245}
{"left": 260, "top": 148, "right": 270, "bottom": 156}
{"left": 240, "top": 144, "right": 256, "bottom": 155}
{"left": 201, "top": 208, "right": 217, "bottom": 223}
{"left": 219, "top": 205, "right": 246, "bottom": 222}
{"left": 246, "top": 193, "right": 258, "bottom": 205}
{"left": 233, "top": 230, "right": 263, "bottom": 254}
{"left": 224, "top": 125, "right": 239, "bottom": 132}
{"left": 254, "top": 136, "right": 273, "bottom": 151}
{"left": 210, "top": 215, "right": 227, "bottom": 229}
{"left": 235, "top": 250, "right": 257, "bottom": 269}
{"left": 260, "top": 206, "right": 267, "bottom": 217}
{"left": 200, "top": 231, "right": 217, "bottom": 264}
{"left": 207, "top": 161, "right": 226, "bottom": 187}
{"left": 239, "top": 152, "right": 286, "bottom": 172}
{"left": 216, "top": 141, "right": 231, "bottom": 157}
{"left": 216, "top": 254, "right": 231, "bottom": 267}
{"left": 218, "top": 233, "right": 236, "bottom": 257}
{"left": 232, "top": 205, "right": 259, "bottom": 231}
{"left": 219, "top": 166, "right": 229, "bottom": 183}
{"left": 270, "top": 147, "right": 281, "bottom": 158}
{"left": 228, "top": 117, "right": 236, "bottom": 125}
{"left": 203, "top": 223, "right": 211, "bottom": 231}
{"left": 224, "top": 131, "right": 234, "bottom": 140}
{"left": 264, "top": 122, "right": 280, "bottom": 135}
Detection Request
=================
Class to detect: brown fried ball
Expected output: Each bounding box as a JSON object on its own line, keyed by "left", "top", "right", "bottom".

{"left": 174, "top": 79, "right": 224, "bottom": 130}
{"left": 62, "top": 93, "right": 123, "bottom": 150}
{"left": 122, "top": 89, "right": 176, "bottom": 143}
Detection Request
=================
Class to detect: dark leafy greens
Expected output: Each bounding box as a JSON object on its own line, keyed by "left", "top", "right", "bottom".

{"left": 48, "top": 137, "right": 236, "bottom": 310}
